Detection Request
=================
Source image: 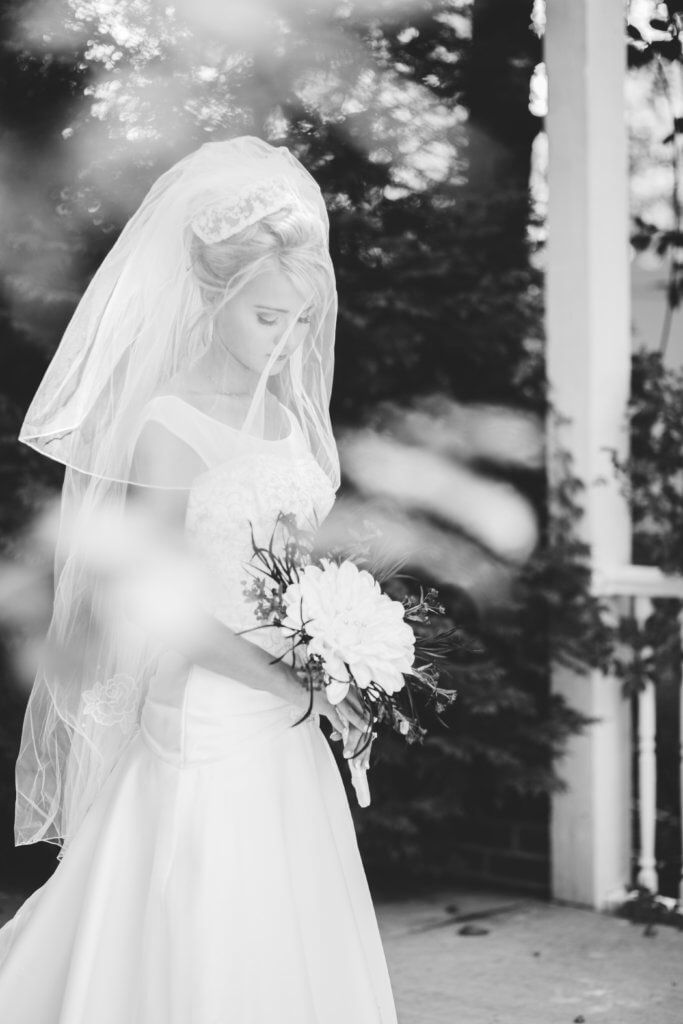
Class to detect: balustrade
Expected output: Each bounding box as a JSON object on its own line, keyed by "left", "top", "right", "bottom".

{"left": 592, "top": 564, "right": 683, "bottom": 902}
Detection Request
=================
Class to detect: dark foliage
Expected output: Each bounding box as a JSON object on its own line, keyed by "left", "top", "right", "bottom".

{"left": 0, "top": 0, "right": 612, "bottom": 892}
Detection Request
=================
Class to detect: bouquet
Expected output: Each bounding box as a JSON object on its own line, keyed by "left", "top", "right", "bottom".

{"left": 241, "top": 512, "right": 464, "bottom": 807}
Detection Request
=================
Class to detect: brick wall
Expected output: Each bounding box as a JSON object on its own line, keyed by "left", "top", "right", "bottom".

{"left": 449, "top": 798, "right": 550, "bottom": 896}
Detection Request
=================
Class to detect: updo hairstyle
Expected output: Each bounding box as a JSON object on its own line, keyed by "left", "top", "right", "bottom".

{"left": 188, "top": 205, "right": 330, "bottom": 334}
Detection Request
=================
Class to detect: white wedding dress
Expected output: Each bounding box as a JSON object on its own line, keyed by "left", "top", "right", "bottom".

{"left": 0, "top": 396, "right": 398, "bottom": 1024}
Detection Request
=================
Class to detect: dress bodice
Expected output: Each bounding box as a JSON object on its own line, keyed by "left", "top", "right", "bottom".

{"left": 140, "top": 395, "right": 337, "bottom": 657}
{"left": 186, "top": 449, "right": 336, "bottom": 655}
{"left": 137, "top": 396, "right": 337, "bottom": 767}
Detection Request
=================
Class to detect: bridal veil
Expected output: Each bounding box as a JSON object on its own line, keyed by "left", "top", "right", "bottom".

{"left": 14, "top": 136, "right": 339, "bottom": 854}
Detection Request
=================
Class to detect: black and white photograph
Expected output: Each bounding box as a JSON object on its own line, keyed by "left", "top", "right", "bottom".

{"left": 0, "top": 0, "right": 681, "bottom": 1021}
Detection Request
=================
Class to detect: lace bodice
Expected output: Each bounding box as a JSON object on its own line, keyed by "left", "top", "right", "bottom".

{"left": 186, "top": 449, "right": 336, "bottom": 656}
{"left": 138, "top": 395, "right": 337, "bottom": 660}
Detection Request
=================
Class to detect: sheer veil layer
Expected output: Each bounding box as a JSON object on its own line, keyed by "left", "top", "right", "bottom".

{"left": 15, "top": 136, "right": 340, "bottom": 853}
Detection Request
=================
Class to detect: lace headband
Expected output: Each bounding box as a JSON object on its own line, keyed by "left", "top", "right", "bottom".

{"left": 191, "top": 176, "right": 313, "bottom": 244}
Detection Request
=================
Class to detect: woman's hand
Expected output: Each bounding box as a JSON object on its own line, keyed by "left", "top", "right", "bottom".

{"left": 335, "top": 685, "right": 375, "bottom": 770}
{"left": 289, "top": 676, "right": 374, "bottom": 768}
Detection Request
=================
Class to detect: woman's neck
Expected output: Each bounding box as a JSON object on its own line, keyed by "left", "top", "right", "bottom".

{"left": 194, "top": 332, "right": 259, "bottom": 397}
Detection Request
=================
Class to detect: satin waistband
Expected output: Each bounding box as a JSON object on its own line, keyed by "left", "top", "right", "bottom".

{"left": 139, "top": 691, "right": 320, "bottom": 768}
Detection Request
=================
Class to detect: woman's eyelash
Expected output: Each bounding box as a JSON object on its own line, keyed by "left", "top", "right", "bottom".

{"left": 257, "top": 314, "right": 312, "bottom": 326}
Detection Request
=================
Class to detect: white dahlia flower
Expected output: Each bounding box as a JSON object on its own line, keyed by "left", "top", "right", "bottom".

{"left": 282, "top": 558, "right": 415, "bottom": 704}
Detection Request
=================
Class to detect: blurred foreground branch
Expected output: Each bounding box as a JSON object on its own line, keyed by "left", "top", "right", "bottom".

{"left": 0, "top": 397, "right": 543, "bottom": 689}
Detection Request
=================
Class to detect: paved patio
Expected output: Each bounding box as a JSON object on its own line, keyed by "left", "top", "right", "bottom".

{"left": 376, "top": 887, "right": 682, "bottom": 1024}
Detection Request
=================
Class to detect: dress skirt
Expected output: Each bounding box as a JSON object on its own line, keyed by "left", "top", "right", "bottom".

{"left": 0, "top": 664, "right": 398, "bottom": 1023}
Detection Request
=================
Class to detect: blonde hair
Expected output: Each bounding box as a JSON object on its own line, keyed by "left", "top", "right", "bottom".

{"left": 189, "top": 205, "right": 330, "bottom": 335}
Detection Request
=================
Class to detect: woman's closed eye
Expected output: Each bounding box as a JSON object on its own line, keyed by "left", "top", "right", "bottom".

{"left": 257, "top": 313, "right": 312, "bottom": 326}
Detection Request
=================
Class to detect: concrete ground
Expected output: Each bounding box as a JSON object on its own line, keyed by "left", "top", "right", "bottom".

{"left": 376, "top": 888, "right": 682, "bottom": 1024}
{"left": 1, "top": 885, "right": 680, "bottom": 1022}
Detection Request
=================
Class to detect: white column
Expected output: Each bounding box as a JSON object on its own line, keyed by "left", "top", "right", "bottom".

{"left": 679, "top": 608, "right": 683, "bottom": 903}
{"left": 633, "top": 596, "right": 657, "bottom": 893}
{"left": 546, "top": 0, "right": 633, "bottom": 908}
{"left": 635, "top": 681, "right": 658, "bottom": 891}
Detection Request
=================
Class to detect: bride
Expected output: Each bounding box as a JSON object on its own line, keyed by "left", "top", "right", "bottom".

{"left": 0, "top": 136, "right": 398, "bottom": 1022}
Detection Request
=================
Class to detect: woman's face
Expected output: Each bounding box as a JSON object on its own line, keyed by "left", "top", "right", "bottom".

{"left": 212, "top": 266, "right": 314, "bottom": 378}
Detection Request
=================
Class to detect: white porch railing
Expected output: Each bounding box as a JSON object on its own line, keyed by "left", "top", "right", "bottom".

{"left": 591, "top": 564, "right": 683, "bottom": 902}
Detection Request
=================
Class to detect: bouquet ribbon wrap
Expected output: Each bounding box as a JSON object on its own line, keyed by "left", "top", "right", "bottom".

{"left": 339, "top": 715, "right": 371, "bottom": 808}
{"left": 349, "top": 761, "right": 371, "bottom": 807}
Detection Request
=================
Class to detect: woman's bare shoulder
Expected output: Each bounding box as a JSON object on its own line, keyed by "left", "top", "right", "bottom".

{"left": 130, "top": 418, "right": 205, "bottom": 489}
